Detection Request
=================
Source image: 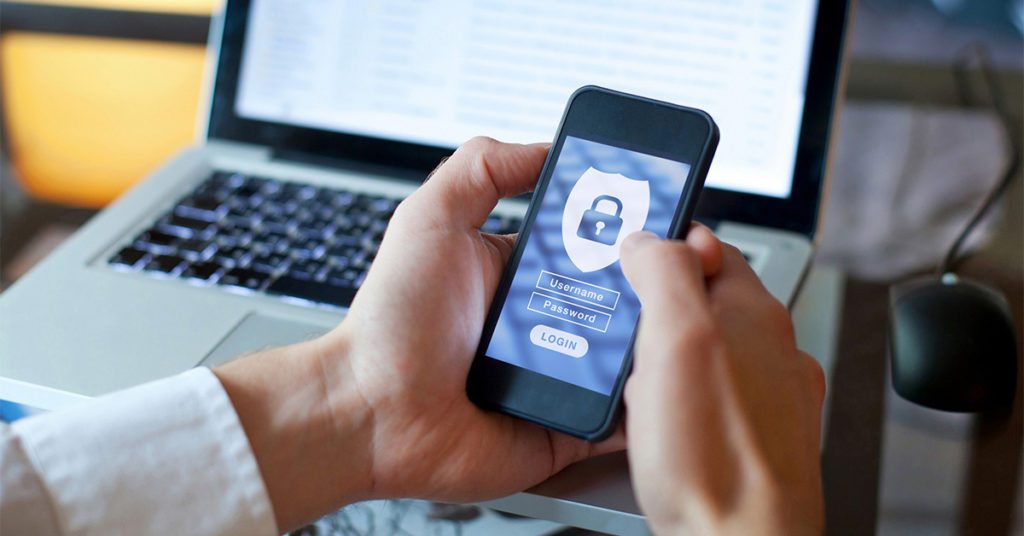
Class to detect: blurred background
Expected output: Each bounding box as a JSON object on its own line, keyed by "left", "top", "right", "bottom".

{"left": 1, "top": 0, "right": 213, "bottom": 280}
{"left": 3, "top": 0, "right": 1020, "bottom": 285}
{"left": 0, "top": 0, "right": 1021, "bottom": 534}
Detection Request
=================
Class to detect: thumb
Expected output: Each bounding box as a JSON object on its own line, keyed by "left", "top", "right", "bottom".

{"left": 620, "top": 232, "right": 712, "bottom": 322}
{"left": 401, "top": 137, "right": 549, "bottom": 230}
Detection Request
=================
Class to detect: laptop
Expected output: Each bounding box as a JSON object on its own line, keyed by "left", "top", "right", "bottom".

{"left": 0, "top": 0, "right": 849, "bottom": 397}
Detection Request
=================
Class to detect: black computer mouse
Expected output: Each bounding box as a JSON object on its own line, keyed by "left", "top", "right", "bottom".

{"left": 888, "top": 274, "right": 1018, "bottom": 412}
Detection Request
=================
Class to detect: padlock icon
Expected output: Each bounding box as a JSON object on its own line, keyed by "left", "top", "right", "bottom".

{"left": 576, "top": 195, "right": 624, "bottom": 245}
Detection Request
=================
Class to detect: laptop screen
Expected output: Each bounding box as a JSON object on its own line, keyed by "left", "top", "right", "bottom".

{"left": 233, "top": 0, "right": 818, "bottom": 200}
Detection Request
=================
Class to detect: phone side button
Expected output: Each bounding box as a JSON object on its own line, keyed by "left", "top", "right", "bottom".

{"left": 529, "top": 325, "right": 589, "bottom": 358}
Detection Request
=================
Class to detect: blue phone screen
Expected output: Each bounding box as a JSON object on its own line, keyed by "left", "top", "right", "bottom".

{"left": 485, "top": 136, "right": 693, "bottom": 395}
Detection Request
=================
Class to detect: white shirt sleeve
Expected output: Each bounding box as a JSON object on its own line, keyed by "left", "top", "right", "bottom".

{"left": 1, "top": 367, "right": 277, "bottom": 536}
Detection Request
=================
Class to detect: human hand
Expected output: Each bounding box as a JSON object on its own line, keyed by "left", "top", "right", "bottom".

{"left": 215, "top": 138, "right": 723, "bottom": 530}
{"left": 219, "top": 139, "right": 613, "bottom": 529}
{"left": 620, "top": 233, "right": 826, "bottom": 535}
{"left": 321, "top": 137, "right": 629, "bottom": 503}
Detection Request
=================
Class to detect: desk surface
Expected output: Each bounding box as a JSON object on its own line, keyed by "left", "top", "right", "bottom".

{"left": 824, "top": 278, "right": 1023, "bottom": 536}
{"left": 479, "top": 265, "right": 846, "bottom": 535}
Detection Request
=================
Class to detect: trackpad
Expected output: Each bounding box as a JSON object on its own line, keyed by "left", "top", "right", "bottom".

{"left": 199, "top": 312, "right": 331, "bottom": 368}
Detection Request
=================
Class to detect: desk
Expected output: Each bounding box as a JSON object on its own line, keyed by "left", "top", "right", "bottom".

{"left": 479, "top": 265, "right": 846, "bottom": 534}
{"left": 824, "top": 277, "right": 1023, "bottom": 536}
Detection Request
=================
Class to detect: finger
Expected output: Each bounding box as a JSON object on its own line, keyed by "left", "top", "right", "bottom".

{"left": 489, "top": 225, "right": 719, "bottom": 280}
{"left": 620, "top": 232, "right": 711, "bottom": 322}
{"left": 684, "top": 223, "right": 723, "bottom": 277}
{"left": 546, "top": 426, "right": 627, "bottom": 473}
{"left": 424, "top": 156, "right": 450, "bottom": 181}
{"left": 480, "top": 233, "right": 518, "bottom": 265}
{"left": 591, "top": 420, "right": 627, "bottom": 456}
{"left": 707, "top": 242, "right": 775, "bottom": 302}
{"left": 708, "top": 243, "right": 799, "bottom": 346}
{"left": 802, "top": 352, "right": 827, "bottom": 408}
{"left": 404, "top": 137, "right": 549, "bottom": 229}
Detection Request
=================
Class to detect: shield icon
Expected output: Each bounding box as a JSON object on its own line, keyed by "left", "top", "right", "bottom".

{"left": 562, "top": 167, "right": 650, "bottom": 273}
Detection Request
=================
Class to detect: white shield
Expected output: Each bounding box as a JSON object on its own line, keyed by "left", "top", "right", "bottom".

{"left": 562, "top": 167, "right": 650, "bottom": 273}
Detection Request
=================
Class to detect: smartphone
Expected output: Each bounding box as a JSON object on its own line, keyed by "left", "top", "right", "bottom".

{"left": 466, "top": 86, "right": 719, "bottom": 441}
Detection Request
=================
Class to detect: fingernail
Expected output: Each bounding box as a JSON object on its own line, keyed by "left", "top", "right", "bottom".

{"left": 621, "top": 231, "right": 659, "bottom": 252}
{"left": 686, "top": 224, "right": 711, "bottom": 240}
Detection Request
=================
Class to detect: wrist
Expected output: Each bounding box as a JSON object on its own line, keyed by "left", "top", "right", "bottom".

{"left": 214, "top": 333, "right": 375, "bottom": 531}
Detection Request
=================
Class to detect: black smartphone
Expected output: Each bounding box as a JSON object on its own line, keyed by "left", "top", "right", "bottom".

{"left": 466, "top": 86, "right": 719, "bottom": 441}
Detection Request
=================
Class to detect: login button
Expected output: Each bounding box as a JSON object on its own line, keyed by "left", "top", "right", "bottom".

{"left": 530, "top": 324, "right": 588, "bottom": 358}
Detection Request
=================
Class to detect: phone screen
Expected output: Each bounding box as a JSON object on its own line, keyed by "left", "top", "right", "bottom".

{"left": 485, "top": 135, "right": 693, "bottom": 395}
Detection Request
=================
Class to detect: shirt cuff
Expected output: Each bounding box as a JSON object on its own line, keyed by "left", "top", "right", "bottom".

{"left": 13, "top": 367, "right": 277, "bottom": 536}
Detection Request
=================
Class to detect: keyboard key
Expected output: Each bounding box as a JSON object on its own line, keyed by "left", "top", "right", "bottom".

{"left": 195, "top": 174, "right": 240, "bottom": 201}
{"left": 190, "top": 193, "right": 225, "bottom": 211}
{"left": 227, "top": 214, "right": 261, "bottom": 231}
{"left": 178, "top": 239, "right": 215, "bottom": 260}
{"left": 258, "top": 202, "right": 286, "bottom": 218}
{"left": 226, "top": 194, "right": 252, "bottom": 211}
{"left": 209, "top": 170, "right": 246, "bottom": 189}
{"left": 175, "top": 194, "right": 224, "bottom": 221}
{"left": 213, "top": 246, "right": 251, "bottom": 268}
{"left": 259, "top": 178, "right": 283, "bottom": 196}
{"left": 218, "top": 230, "right": 254, "bottom": 249}
{"left": 287, "top": 259, "right": 325, "bottom": 280}
{"left": 109, "top": 246, "right": 147, "bottom": 268}
{"left": 293, "top": 208, "right": 316, "bottom": 226}
{"left": 144, "top": 254, "right": 185, "bottom": 274}
{"left": 290, "top": 239, "right": 325, "bottom": 260}
{"left": 288, "top": 184, "right": 317, "bottom": 201}
{"left": 327, "top": 191, "right": 354, "bottom": 207}
{"left": 259, "top": 217, "right": 292, "bottom": 235}
{"left": 136, "top": 230, "right": 179, "bottom": 254}
{"left": 183, "top": 261, "right": 221, "bottom": 281}
{"left": 326, "top": 255, "right": 350, "bottom": 270}
{"left": 160, "top": 214, "right": 215, "bottom": 238}
{"left": 226, "top": 199, "right": 255, "bottom": 215}
{"left": 326, "top": 243, "right": 358, "bottom": 260}
{"left": 235, "top": 181, "right": 263, "bottom": 199}
{"left": 331, "top": 214, "right": 354, "bottom": 230}
{"left": 354, "top": 213, "right": 373, "bottom": 227}
{"left": 325, "top": 267, "right": 361, "bottom": 286}
{"left": 218, "top": 267, "right": 270, "bottom": 290}
{"left": 251, "top": 253, "right": 289, "bottom": 273}
{"left": 369, "top": 197, "right": 397, "bottom": 214}
{"left": 293, "top": 223, "right": 328, "bottom": 240}
{"left": 253, "top": 229, "right": 288, "bottom": 246}
{"left": 267, "top": 276, "right": 357, "bottom": 307}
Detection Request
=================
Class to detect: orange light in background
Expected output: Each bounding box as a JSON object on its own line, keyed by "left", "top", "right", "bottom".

{"left": 12, "top": 0, "right": 215, "bottom": 14}
{"left": 1, "top": 0, "right": 216, "bottom": 208}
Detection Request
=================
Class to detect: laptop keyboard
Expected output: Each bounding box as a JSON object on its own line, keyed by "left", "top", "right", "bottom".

{"left": 108, "top": 171, "right": 523, "bottom": 308}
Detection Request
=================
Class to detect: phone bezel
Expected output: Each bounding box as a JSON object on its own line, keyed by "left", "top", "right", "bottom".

{"left": 467, "top": 86, "right": 720, "bottom": 440}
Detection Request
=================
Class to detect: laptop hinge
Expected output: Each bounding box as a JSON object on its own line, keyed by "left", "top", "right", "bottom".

{"left": 205, "top": 139, "right": 273, "bottom": 161}
{"left": 271, "top": 148, "right": 427, "bottom": 182}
